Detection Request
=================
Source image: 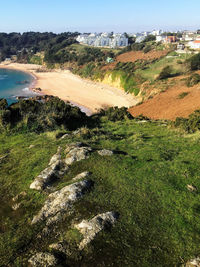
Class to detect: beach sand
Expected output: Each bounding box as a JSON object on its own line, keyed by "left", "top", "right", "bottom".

{"left": 0, "top": 62, "right": 138, "bottom": 114}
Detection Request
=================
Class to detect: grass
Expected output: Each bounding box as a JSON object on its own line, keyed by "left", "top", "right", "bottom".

{"left": 178, "top": 92, "right": 189, "bottom": 99}
{"left": 1, "top": 118, "right": 200, "bottom": 266}
{"left": 136, "top": 53, "right": 192, "bottom": 82}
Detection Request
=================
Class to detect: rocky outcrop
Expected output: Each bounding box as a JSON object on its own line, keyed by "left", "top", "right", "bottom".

{"left": 72, "top": 171, "right": 91, "bottom": 181}
{"left": 30, "top": 147, "right": 64, "bottom": 190}
{"left": 65, "top": 143, "right": 92, "bottom": 166}
{"left": 31, "top": 179, "right": 93, "bottom": 225}
{"left": 28, "top": 252, "right": 57, "bottom": 266}
{"left": 186, "top": 257, "right": 200, "bottom": 266}
{"left": 98, "top": 149, "right": 113, "bottom": 156}
{"left": 75, "top": 211, "right": 118, "bottom": 250}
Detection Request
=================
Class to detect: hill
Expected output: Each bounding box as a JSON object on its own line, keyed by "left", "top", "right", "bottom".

{"left": 1, "top": 99, "right": 200, "bottom": 266}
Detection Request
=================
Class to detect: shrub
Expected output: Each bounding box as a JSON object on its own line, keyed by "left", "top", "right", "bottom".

{"left": 186, "top": 73, "right": 200, "bottom": 87}
{"left": 99, "top": 106, "right": 133, "bottom": 121}
{"left": 157, "top": 66, "right": 173, "bottom": 80}
{"left": 186, "top": 53, "right": 200, "bottom": 71}
{"left": 178, "top": 92, "right": 189, "bottom": 99}
{"left": 0, "top": 97, "right": 88, "bottom": 132}
{"left": 174, "top": 110, "right": 200, "bottom": 133}
{"left": 143, "top": 45, "right": 152, "bottom": 54}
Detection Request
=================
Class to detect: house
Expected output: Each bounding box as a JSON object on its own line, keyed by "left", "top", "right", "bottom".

{"left": 188, "top": 40, "right": 200, "bottom": 50}
{"left": 164, "top": 36, "right": 177, "bottom": 43}
{"left": 76, "top": 33, "right": 128, "bottom": 48}
{"left": 156, "top": 35, "right": 166, "bottom": 43}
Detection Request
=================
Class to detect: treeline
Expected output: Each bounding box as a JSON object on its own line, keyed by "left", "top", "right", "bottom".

{"left": 0, "top": 32, "right": 79, "bottom": 61}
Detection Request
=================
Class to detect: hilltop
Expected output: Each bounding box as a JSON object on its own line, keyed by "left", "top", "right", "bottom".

{"left": 1, "top": 98, "right": 200, "bottom": 266}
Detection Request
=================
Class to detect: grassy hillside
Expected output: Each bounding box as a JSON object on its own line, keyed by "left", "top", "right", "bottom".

{"left": 1, "top": 104, "right": 200, "bottom": 266}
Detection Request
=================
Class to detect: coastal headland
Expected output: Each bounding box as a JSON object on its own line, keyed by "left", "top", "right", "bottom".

{"left": 0, "top": 63, "right": 138, "bottom": 115}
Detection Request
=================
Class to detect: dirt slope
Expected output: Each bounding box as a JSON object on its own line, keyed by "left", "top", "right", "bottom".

{"left": 129, "top": 77, "right": 200, "bottom": 120}
{"left": 116, "top": 50, "right": 169, "bottom": 63}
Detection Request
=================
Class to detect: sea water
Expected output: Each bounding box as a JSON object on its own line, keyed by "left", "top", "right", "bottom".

{"left": 0, "top": 68, "right": 36, "bottom": 105}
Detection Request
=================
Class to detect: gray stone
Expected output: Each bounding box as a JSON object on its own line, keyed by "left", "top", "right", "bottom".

{"left": 60, "top": 133, "right": 69, "bottom": 140}
{"left": 28, "top": 252, "right": 57, "bottom": 267}
{"left": 12, "top": 191, "right": 27, "bottom": 202}
{"left": 186, "top": 257, "right": 200, "bottom": 266}
{"left": 75, "top": 211, "right": 118, "bottom": 250}
{"left": 65, "top": 143, "right": 92, "bottom": 166}
{"left": 30, "top": 147, "right": 62, "bottom": 190}
{"left": 12, "top": 203, "right": 21, "bottom": 211}
{"left": 98, "top": 149, "right": 113, "bottom": 156}
{"left": 72, "top": 171, "right": 91, "bottom": 181}
{"left": 31, "top": 179, "right": 93, "bottom": 225}
{"left": 187, "top": 184, "right": 197, "bottom": 192}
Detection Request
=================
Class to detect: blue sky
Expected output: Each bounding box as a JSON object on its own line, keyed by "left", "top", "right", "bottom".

{"left": 1, "top": 0, "right": 200, "bottom": 33}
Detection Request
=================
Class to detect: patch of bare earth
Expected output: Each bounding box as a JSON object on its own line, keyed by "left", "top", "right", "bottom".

{"left": 102, "top": 50, "right": 169, "bottom": 70}
{"left": 129, "top": 75, "right": 200, "bottom": 121}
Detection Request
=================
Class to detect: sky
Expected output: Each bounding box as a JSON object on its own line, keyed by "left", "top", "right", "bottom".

{"left": 0, "top": 0, "right": 200, "bottom": 33}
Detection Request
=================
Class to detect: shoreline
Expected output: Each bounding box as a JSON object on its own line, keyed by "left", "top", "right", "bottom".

{"left": 0, "top": 62, "right": 138, "bottom": 115}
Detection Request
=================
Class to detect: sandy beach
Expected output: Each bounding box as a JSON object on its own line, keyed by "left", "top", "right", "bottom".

{"left": 0, "top": 62, "right": 138, "bottom": 115}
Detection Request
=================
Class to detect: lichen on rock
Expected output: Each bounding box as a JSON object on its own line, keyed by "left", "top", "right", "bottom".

{"left": 31, "top": 179, "right": 93, "bottom": 225}
{"left": 75, "top": 211, "right": 118, "bottom": 250}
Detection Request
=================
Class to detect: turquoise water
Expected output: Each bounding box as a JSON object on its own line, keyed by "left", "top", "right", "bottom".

{"left": 0, "top": 68, "right": 36, "bottom": 105}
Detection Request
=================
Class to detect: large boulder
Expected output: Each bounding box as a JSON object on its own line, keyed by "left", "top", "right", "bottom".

{"left": 28, "top": 252, "right": 57, "bottom": 266}
{"left": 75, "top": 211, "right": 118, "bottom": 250}
{"left": 31, "top": 179, "right": 93, "bottom": 225}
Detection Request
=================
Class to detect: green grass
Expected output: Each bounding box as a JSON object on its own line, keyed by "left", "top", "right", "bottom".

{"left": 136, "top": 53, "right": 192, "bottom": 81}
{"left": 178, "top": 92, "right": 189, "bottom": 99}
{"left": 1, "top": 119, "right": 200, "bottom": 266}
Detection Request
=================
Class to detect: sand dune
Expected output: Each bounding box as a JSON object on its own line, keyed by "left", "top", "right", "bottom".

{"left": 0, "top": 63, "right": 137, "bottom": 114}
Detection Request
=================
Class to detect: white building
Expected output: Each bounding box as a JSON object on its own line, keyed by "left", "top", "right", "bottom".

{"left": 151, "top": 30, "right": 163, "bottom": 36}
{"left": 188, "top": 40, "right": 200, "bottom": 50}
{"left": 76, "top": 33, "right": 128, "bottom": 48}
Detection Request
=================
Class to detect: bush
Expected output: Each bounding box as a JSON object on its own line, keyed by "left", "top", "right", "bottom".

{"left": 186, "top": 73, "right": 200, "bottom": 87}
{"left": 157, "top": 66, "right": 173, "bottom": 80}
{"left": 178, "top": 92, "right": 189, "bottom": 99}
{"left": 187, "top": 53, "right": 200, "bottom": 71}
{"left": 99, "top": 106, "right": 133, "bottom": 121}
{"left": 0, "top": 97, "right": 88, "bottom": 132}
{"left": 174, "top": 110, "right": 200, "bottom": 133}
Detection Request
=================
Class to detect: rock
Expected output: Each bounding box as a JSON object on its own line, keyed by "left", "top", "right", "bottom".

{"left": 28, "top": 252, "right": 57, "bottom": 267}
{"left": 65, "top": 143, "right": 92, "bottom": 166}
{"left": 64, "top": 142, "right": 85, "bottom": 154}
{"left": 29, "top": 145, "right": 35, "bottom": 149}
{"left": 31, "top": 179, "right": 93, "bottom": 225}
{"left": 12, "top": 203, "right": 21, "bottom": 211}
{"left": 75, "top": 211, "right": 118, "bottom": 250}
{"left": 186, "top": 257, "right": 200, "bottom": 266}
{"left": 72, "top": 171, "right": 91, "bottom": 181}
{"left": 49, "top": 241, "right": 68, "bottom": 254}
{"left": 187, "top": 184, "right": 197, "bottom": 192}
{"left": 60, "top": 133, "right": 69, "bottom": 140}
{"left": 12, "top": 191, "right": 27, "bottom": 202}
{"left": 30, "top": 147, "right": 62, "bottom": 190}
{"left": 98, "top": 149, "right": 113, "bottom": 156}
{"left": 0, "top": 155, "right": 7, "bottom": 163}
